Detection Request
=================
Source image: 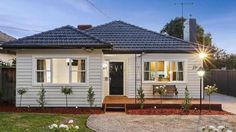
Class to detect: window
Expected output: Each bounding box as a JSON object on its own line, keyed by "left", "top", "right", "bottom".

{"left": 36, "top": 59, "right": 51, "bottom": 83}
{"left": 35, "top": 58, "right": 87, "bottom": 84}
{"left": 144, "top": 61, "right": 184, "bottom": 82}
{"left": 172, "top": 61, "right": 184, "bottom": 81}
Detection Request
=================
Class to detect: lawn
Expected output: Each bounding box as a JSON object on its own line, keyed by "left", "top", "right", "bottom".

{"left": 0, "top": 112, "right": 93, "bottom": 132}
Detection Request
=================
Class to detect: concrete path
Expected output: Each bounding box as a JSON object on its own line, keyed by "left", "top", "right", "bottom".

{"left": 209, "top": 93, "right": 236, "bottom": 114}
{"left": 87, "top": 114, "right": 236, "bottom": 132}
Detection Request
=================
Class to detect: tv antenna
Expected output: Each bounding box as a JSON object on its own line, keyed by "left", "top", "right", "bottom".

{"left": 174, "top": 2, "right": 194, "bottom": 18}
{"left": 174, "top": 2, "right": 194, "bottom": 39}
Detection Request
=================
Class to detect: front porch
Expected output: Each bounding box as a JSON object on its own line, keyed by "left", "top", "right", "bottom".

{"left": 103, "top": 96, "right": 222, "bottom": 112}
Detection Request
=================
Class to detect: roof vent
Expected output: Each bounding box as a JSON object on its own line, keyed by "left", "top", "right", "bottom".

{"left": 77, "top": 25, "right": 92, "bottom": 30}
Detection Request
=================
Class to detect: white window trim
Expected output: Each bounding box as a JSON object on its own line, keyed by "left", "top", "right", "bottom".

{"left": 32, "top": 55, "right": 89, "bottom": 86}
{"left": 142, "top": 59, "right": 188, "bottom": 84}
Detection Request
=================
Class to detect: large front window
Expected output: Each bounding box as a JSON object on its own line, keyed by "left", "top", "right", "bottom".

{"left": 36, "top": 58, "right": 87, "bottom": 84}
{"left": 144, "top": 61, "right": 184, "bottom": 82}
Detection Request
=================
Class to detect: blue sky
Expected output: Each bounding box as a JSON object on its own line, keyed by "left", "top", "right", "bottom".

{"left": 0, "top": 0, "right": 236, "bottom": 53}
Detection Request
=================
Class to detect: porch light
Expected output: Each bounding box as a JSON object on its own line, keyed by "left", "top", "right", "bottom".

{"left": 197, "top": 66, "right": 205, "bottom": 115}
{"left": 197, "top": 67, "right": 205, "bottom": 77}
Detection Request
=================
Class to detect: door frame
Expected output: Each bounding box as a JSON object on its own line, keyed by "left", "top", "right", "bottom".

{"left": 108, "top": 60, "right": 126, "bottom": 96}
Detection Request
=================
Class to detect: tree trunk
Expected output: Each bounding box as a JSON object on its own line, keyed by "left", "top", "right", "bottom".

{"left": 20, "top": 95, "right": 22, "bottom": 107}
{"left": 66, "top": 95, "right": 68, "bottom": 107}
{"left": 209, "top": 95, "right": 211, "bottom": 111}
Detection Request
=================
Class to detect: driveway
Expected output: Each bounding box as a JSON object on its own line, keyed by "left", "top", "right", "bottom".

{"left": 209, "top": 93, "right": 236, "bottom": 114}
{"left": 87, "top": 113, "right": 236, "bottom": 132}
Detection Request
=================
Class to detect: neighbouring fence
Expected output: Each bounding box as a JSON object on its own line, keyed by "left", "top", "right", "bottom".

{"left": 0, "top": 67, "right": 16, "bottom": 104}
{"left": 204, "top": 70, "right": 236, "bottom": 97}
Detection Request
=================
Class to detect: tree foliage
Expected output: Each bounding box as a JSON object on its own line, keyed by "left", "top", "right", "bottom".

{"left": 87, "top": 86, "right": 95, "bottom": 107}
{"left": 17, "top": 88, "right": 27, "bottom": 107}
{"left": 181, "top": 86, "right": 191, "bottom": 112}
{"left": 61, "top": 86, "right": 73, "bottom": 107}
{"left": 37, "top": 84, "right": 46, "bottom": 108}
{"left": 137, "top": 87, "right": 145, "bottom": 109}
{"left": 160, "top": 17, "right": 212, "bottom": 46}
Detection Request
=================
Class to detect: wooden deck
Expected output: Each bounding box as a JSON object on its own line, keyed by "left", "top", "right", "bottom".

{"left": 103, "top": 96, "right": 221, "bottom": 112}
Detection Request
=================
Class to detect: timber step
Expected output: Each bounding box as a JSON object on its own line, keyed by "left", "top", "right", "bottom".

{"left": 104, "top": 104, "right": 127, "bottom": 112}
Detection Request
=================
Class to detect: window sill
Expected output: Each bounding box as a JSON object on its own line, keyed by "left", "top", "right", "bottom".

{"left": 32, "top": 83, "right": 89, "bottom": 87}
{"left": 142, "top": 81, "right": 187, "bottom": 84}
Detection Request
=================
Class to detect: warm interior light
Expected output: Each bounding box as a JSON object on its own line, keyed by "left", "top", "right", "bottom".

{"left": 199, "top": 52, "right": 207, "bottom": 60}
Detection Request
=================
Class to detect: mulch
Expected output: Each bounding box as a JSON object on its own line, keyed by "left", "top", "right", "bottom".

{"left": 0, "top": 104, "right": 104, "bottom": 114}
{"left": 127, "top": 108, "right": 232, "bottom": 115}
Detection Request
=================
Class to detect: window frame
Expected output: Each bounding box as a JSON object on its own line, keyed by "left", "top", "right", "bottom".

{"left": 142, "top": 59, "right": 187, "bottom": 83}
{"left": 32, "top": 56, "right": 89, "bottom": 86}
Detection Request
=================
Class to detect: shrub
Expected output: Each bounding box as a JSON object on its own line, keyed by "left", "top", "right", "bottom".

{"left": 87, "top": 86, "right": 95, "bottom": 107}
{"left": 17, "top": 88, "right": 27, "bottom": 107}
{"left": 181, "top": 86, "right": 191, "bottom": 112}
{"left": 61, "top": 86, "right": 73, "bottom": 107}
{"left": 36, "top": 84, "right": 46, "bottom": 108}
{"left": 205, "top": 84, "right": 217, "bottom": 111}
{"left": 137, "top": 87, "right": 145, "bottom": 109}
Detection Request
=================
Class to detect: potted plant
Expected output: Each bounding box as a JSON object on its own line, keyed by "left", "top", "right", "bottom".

{"left": 154, "top": 85, "right": 167, "bottom": 106}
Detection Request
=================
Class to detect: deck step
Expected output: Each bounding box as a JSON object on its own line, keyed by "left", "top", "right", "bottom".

{"left": 104, "top": 104, "right": 127, "bottom": 112}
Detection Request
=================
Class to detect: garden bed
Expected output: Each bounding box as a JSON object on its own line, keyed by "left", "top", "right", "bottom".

{"left": 127, "top": 108, "right": 232, "bottom": 115}
{"left": 0, "top": 104, "right": 104, "bottom": 114}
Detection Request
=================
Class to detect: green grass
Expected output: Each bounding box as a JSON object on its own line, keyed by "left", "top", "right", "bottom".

{"left": 0, "top": 112, "right": 93, "bottom": 132}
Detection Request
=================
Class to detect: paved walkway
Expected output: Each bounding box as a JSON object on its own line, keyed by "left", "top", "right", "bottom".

{"left": 87, "top": 113, "right": 236, "bottom": 132}
{"left": 209, "top": 93, "right": 236, "bottom": 114}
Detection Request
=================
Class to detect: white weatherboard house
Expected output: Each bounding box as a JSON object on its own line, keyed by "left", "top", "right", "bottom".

{"left": 3, "top": 20, "right": 202, "bottom": 107}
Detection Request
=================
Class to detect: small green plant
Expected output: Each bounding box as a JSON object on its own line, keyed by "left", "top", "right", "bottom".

{"left": 37, "top": 84, "right": 46, "bottom": 108}
{"left": 87, "top": 86, "right": 95, "bottom": 107}
{"left": 137, "top": 87, "right": 145, "bottom": 109}
{"left": 154, "top": 85, "right": 167, "bottom": 105}
{"left": 181, "top": 86, "right": 191, "bottom": 112}
{"left": 61, "top": 86, "right": 73, "bottom": 107}
{"left": 17, "top": 88, "right": 27, "bottom": 107}
{"left": 205, "top": 84, "right": 218, "bottom": 111}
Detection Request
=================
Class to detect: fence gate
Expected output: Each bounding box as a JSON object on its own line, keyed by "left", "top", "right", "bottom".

{"left": 0, "top": 68, "right": 16, "bottom": 104}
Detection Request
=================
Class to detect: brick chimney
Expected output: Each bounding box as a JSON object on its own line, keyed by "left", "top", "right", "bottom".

{"left": 77, "top": 25, "right": 92, "bottom": 30}
{"left": 184, "top": 18, "right": 197, "bottom": 43}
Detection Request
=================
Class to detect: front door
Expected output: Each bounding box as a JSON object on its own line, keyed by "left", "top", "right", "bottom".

{"left": 109, "top": 62, "right": 124, "bottom": 95}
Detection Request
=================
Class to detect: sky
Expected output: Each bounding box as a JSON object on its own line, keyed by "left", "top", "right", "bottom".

{"left": 0, "top": 0, "right": 236, "bottom": 53}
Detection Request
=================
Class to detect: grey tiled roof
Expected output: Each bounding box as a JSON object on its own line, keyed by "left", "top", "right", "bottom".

{"left": 2, "top": 25, "right": 111, "bottom": 49}
{"left": 86, "top": 21, "right": 196, "bottom": 53}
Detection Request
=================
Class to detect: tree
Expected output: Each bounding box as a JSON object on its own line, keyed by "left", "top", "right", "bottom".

{"left": 154, "top": 85, "right": 167, "bottom": 107}
{"left": 61, "top": 86, "right": 73, "bottom": 107}
{"left": 37, "top": 84, "right": 46, "bottom": 108}
{"left": 205, "top": 84, "right": 217, "bottom": 111}
{"left": 181, "top": 86, "right": 191, "bottom": 112}
{"left": 160, "top": 17, "right": 212, "bottom": 46}
{"left": 87, "top": 86, "right": 95, "bottom": 107}
{"left": 17, "top": 88, "right": 27, "bottom": 107}
{"left": 137, "top": 87, "right": 145, "bottom": 109}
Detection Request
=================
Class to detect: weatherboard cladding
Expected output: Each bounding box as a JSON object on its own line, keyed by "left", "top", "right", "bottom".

{"left": 2, "top": 25, "right": 111, "bottom": 48}
{"left": 3, "top": 21, "right": 196, "bottom": 52}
